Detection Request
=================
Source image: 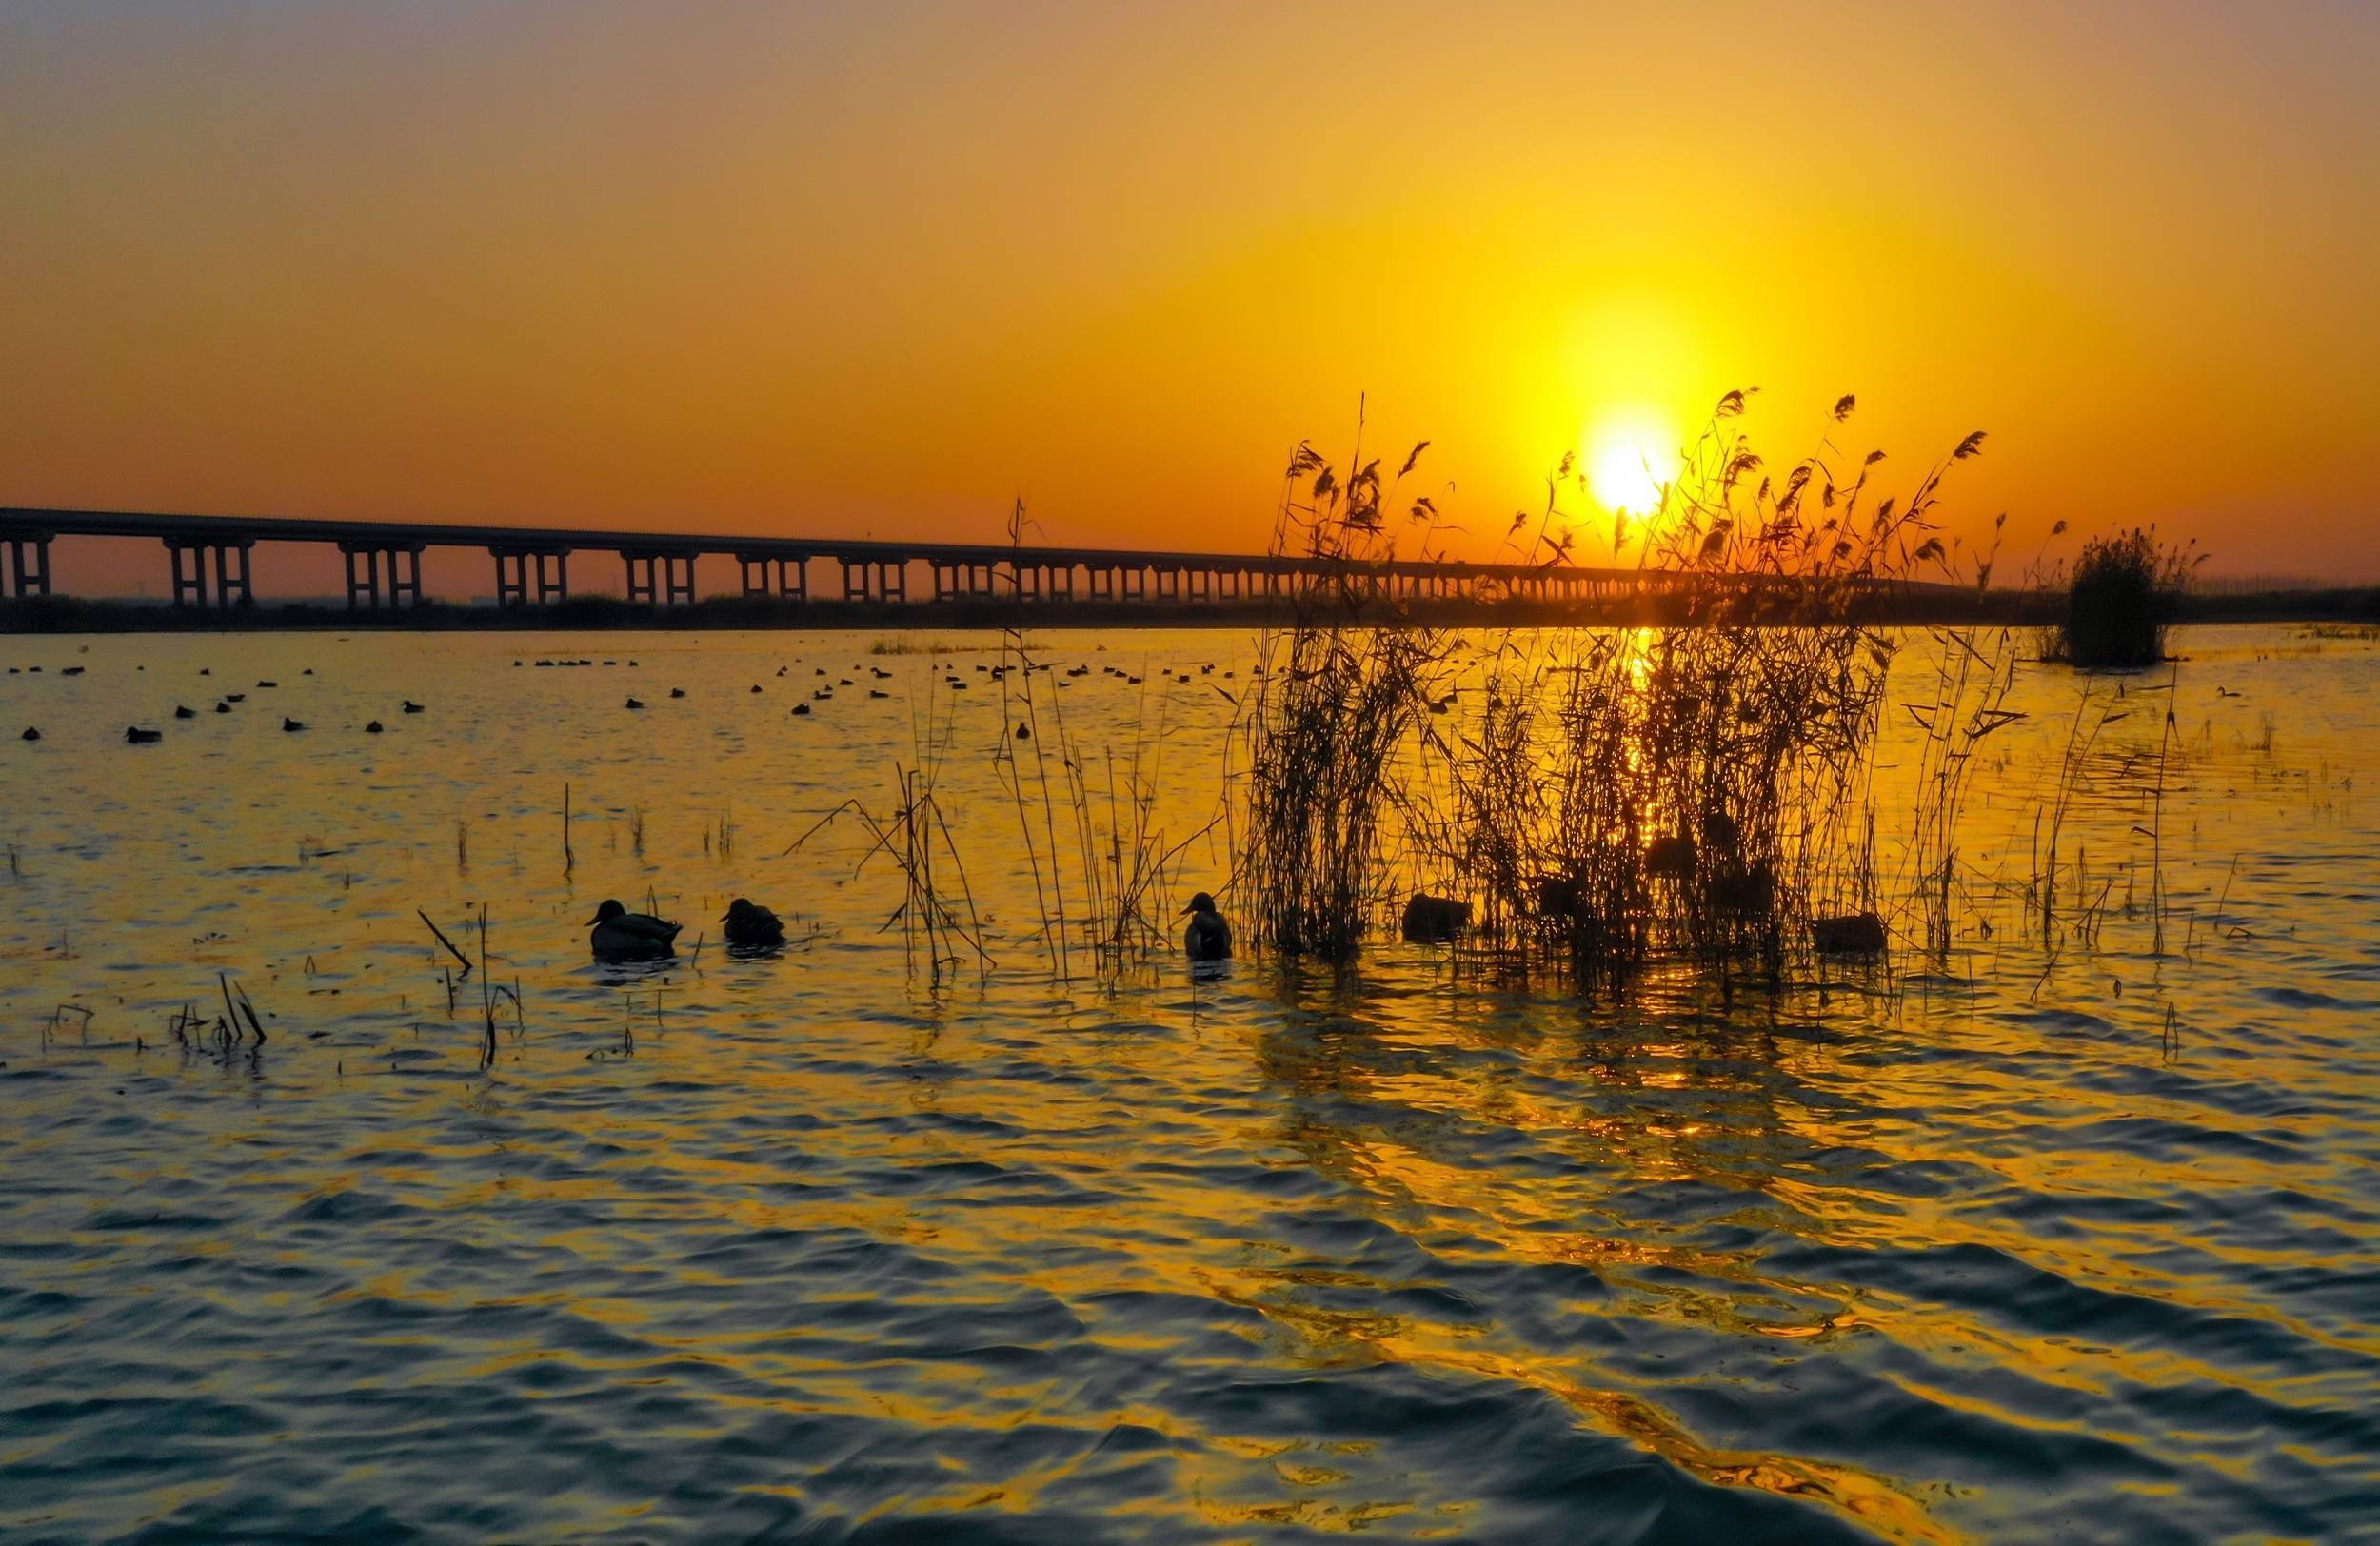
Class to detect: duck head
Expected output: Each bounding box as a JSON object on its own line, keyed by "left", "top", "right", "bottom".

{"left": 588, "top": 900, "right": 626, "bottom": 926}
{"left": 1182, "top": 891, "right": 1219, "bottom": 918}
{"left": 722, "top": 898, "right": 761, "bottom": 923}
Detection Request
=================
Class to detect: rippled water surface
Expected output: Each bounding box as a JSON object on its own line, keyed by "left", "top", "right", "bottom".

{"left": 3, "top": 624, "right": 2377, "bottom": 1543}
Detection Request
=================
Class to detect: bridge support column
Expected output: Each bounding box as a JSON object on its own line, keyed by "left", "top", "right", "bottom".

{"left": 843, "top": 559, "right": 907, "bottom": 603}
{"left": 624, "top": 552, "right": 659, "bottom": 605}
{"left": 166, "top": 540, "right": 254, "bottom": 608}
{"left": 1155, "top": 568, "right": 1180, "bottom": 602}
{"left": 4, "top": 533, "right": 53, "bottom": 599}
{"left": 739, "top": 555, "right": 805, "bottom": 601}
{"left": 340, "top": 544, "right": 426, "bottom": 610}
{"left": 492, "top": 547, "right": 568, "bottom": 606}
{"left": 1121, "top": 567, "right": 1145, "bottom": 600}
{"left": 932, "top": 562, "right": 961, "bottom": 602}
{"left": 664, "top": 554, "right": 696, "bottom": 605}
{"left": 1048, "top": 564, "right": 1074, "bottom": 602}
{"left": 1088, "top": 566, "right": 1114, "bottom": 599}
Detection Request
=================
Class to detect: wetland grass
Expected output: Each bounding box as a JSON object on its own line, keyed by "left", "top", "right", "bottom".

{"left": 2050, "top": 526, "right": 2199, "bottom": 668}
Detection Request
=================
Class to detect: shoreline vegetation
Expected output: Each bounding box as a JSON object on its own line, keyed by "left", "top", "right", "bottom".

{"left": 1, "top": 583, "right": 2370, "bottom": 635}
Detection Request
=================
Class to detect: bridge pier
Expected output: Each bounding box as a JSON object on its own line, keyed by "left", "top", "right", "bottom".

{"left": 843, "top": 558, "right": 907, "bottom": 603}
{"left": 4, "top": 532, "right": 52, "bottom": 599}
{"left": 931, "top": 561, "right": 997, "bottom": 602}
{"left": 340, "top": 543, "right": 426, "bottom": 609}
{"left": 165, "top": 539, "right": 254, "bottom": 608}
{"left": 623, "top": 551, "right": 696, "bottom": 605}
{"left": 740, "top": 554, "right": 806, "bottom": 601}
{"left": 492, "top": 547, "right": 568, "bottom": 606}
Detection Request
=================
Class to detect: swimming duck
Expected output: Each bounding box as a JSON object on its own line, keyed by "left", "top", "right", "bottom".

{"left": 402, "top": 701, "right": 424, "bottom": 714}
{"left": 365, "top": 720, "right": 384, "bottom": 734}
{"left": 722, "top": 898, "right": 786, "bottom": 948}
{"left": 588, "top": 899, "right": 681, "bottom": 959}
{"left": 283, "top": 717, "right": 306, "bottom": 732}
{"left": 20, "top": 727, "right": 37, "bottom": 742}
{"left": 126, "top": 726, "right": 161, "bottom": 744}
{"left": 625, "top": 697, "right": 644, "bottom": 710}
{"left": 1181, "top": 892, "right": 1233, "bottom": 961}
{"left": 173, "top": 704, "right": 195, "bottom": 719}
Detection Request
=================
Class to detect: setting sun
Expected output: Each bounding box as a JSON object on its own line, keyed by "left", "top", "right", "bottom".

{"left": 1586, "top": 416, "right": 1675, "bottom": 516}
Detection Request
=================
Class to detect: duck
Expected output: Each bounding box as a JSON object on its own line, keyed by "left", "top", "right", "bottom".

{"left": 625, "top": 697, "right": 644, "bottom": 710}
{"left": 588, "top": 899, "right": 682, "bottom": 959}
{"left": 402, "top": 701, "right": 425, "bottom": 714}
{"left": 722, "top": 898, "right": 786, "bottom": 948}
{"left": 1181, "top": 892, "right": 1233, "bottom": 961}
{"left": 669, "top": 688, "right": 686, "bottom": 699}
{"left": 282, "top": 717, "right": 306, "bottom": 732}
{"left": 365, "top": 720, "right": 385, "bottom": 734}
{"left": 20, "top": 727, "right": 37, "bottom": 742}
{"left": 214, "top": 702, "right": 231, "bottom": 714}
{"left": 792, "top": 703, "right": 812, "bottom": 716}
{"left": 125, "top": 726, "right": 162, "bottom": 744}
{"left": 173, "top": 704, "right": 195, "bottom": 719}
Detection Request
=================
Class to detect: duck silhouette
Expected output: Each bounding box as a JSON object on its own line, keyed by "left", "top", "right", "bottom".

{"left": 722, "top": 898, "right": 786, "bottom": 949}
{"left": 173, "top": 704, "right": 195, "bottom": 719}
{"left": 125, "top": 726, "right": 161, "bottom": 744}
{"left": 20, "top": 727, "right": 37, "bottom": 742}
{"left": 402, "top": 701, "right": 425, "bottom": 714}
{"left": 588, "top": 899, "right": 681, "bottom": 960}
{"left": 365, "top": 720, "right": 384, "bottom": 734}
{"left": 282, "top": 717, "right": 305, "bottom": 732}
{"left": 1181, "top": 892, "right": 1233, "bottom": 961}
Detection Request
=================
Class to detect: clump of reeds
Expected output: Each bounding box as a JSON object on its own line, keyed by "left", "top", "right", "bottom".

{"left": 1237, "top": 406, "right": 1453, "bottom": 961}
{"left": 1430, "top": 390, "right": 1992, "bottom": 991}
{"left": 2050, "top": 526, "right": 2199, "bottom": 668}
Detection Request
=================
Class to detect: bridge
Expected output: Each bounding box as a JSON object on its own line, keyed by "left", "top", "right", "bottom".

{"left": 0, "top": 506, "right": 1671, "bottom": 611}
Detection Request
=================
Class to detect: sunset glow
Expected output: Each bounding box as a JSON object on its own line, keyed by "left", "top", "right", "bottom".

{"left": 2, "top": 3, "right": 2375, "bottom": 592}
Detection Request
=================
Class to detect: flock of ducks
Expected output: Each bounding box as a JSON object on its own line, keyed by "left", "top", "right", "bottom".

{"left": 588, "top": 890, "right": 1231, "bottom": 962}
{"left": 14, "top": 651, "right": 1242, "bottom": 966}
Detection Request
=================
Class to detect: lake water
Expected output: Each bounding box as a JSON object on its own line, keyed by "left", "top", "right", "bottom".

{"left": 2, "top": 624, "right": 2376, "bottom": 1543}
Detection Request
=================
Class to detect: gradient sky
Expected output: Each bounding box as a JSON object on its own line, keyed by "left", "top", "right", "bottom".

{"left": 4, "top": 0, "right": 2375, "bottom": 596}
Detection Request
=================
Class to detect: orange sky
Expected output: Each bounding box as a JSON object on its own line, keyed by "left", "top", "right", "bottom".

{"left": 3, "top": 1, "right": 2375, "bottom": 596}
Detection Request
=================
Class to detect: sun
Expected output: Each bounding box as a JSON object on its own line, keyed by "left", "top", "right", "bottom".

{"left": 1585, "top": 415, "right": 1674, "bottom": 515}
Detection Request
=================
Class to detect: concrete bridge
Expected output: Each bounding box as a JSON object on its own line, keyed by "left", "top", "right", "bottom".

{"left": 0, "top": 505, "right": 1678, "bottom": 611}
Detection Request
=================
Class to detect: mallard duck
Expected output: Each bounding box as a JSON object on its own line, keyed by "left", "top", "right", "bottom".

{"left": 722, "top": 898, "right": 786, "bottom": 948}
{"left": 1181, "top": 892, "right": 1232, "bottom": 961}
{"left": 588, "top": 899, "right": 681, "bottom": 959}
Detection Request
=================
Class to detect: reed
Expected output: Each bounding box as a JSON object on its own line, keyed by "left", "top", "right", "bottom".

{"left": 1237, "top": 403, "right": 1453, "bottom": 961}
{"left": 2050, "top": 526, "right": 2199, "bottom": 668}
{"left": 1419, "top": 390, "right": 1990, "bottom": 992}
